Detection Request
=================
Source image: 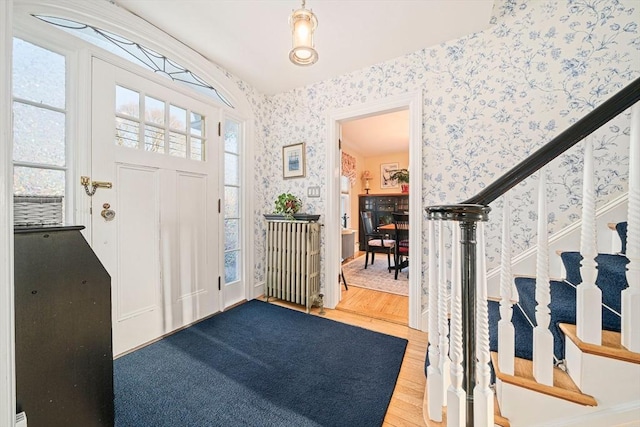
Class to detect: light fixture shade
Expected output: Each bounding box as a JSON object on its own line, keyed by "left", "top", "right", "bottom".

{"left": 289, "top": 1, "right": 318, "bottom": 66}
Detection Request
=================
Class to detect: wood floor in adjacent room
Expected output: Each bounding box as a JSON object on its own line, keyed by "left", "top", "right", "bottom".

{"left": 337, "top": 285, "right": 409, "bottom": 325}
{"left": 338, "top": 251, "right": 409, "bottom": 325}
{"left": 271, "top": 298, "right": 428, "bottom": 427}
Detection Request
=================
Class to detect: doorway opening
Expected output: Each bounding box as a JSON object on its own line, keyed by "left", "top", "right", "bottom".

{"left": 325, "top": 91, "right": 423, "bottom": 330}
{"left": 338, "top": 110, "right": 410, "bottom": 324}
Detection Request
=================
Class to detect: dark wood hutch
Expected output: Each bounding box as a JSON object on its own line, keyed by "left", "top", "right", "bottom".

{"left": 358, "top": 193, "right": 409, "bottom": 250}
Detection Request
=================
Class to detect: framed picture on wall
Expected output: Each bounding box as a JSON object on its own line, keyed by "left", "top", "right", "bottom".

{"left": 380, "top": 162, "right": 399, "bottom": 189}
{"left": 282, "top": 142, "right": 306, "bottom": 179}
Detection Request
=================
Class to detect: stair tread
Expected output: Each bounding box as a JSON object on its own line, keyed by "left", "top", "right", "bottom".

{"left": 422, "top": 382, "right": 510, "bottom": 427}
{"left": 490, "top": 352, "right": 597, "bottom": 407}
{"left": 559, "top": 323, "right": 640, "bottom": 364}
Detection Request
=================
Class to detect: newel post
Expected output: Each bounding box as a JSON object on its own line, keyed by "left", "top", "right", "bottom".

{"left": 426, "top": 204, "right": 491, "bottom": 427}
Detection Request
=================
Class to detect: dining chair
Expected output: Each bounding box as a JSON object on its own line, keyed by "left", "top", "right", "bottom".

{"left": 392, "top": 212, "right": 409, "bottom": 280}
{"left": 360, "top": 211, "right": 395, "bottom": 271}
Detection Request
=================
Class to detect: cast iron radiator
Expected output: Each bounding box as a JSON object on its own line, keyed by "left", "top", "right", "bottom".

{"left": 265, "top": 220, "right": 322, "bottom": 312}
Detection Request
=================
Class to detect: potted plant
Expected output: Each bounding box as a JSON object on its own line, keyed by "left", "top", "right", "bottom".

{"left": 273, "top": 192, "right": 302, "bottom": 219}
{"left": 389, "top": 168, "right": 409, "bottom": 193}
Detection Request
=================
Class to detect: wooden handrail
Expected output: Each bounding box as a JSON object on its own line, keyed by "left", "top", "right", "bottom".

{"left": 463, "top": 77, "right": 640, "bottom": 207}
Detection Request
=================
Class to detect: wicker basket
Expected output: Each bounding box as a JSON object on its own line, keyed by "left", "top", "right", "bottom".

{"left": 14, "top": 195, "right": 64, "bottom": 226}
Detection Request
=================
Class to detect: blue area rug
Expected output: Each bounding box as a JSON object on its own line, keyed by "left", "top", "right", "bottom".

{"left": 114, "top": 300, "right": 407, "bottom": 426}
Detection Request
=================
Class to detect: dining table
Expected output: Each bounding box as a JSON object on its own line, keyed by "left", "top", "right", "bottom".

{"left": 378, "top": 223, "right": 399, "bottom": 232}
{"left": 377, "top": 222, "right": 409, "bottom": 278}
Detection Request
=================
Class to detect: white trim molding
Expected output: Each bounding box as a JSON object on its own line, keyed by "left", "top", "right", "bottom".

{"left": 325, "top": 90, "right": 423, "bottom": 329}
{"left": 1, "top": 1, "right": 16, "bottom": 426}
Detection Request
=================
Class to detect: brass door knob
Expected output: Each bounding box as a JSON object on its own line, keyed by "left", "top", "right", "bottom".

{"left": 101, "top": 203, "right": 115, "bottom": 221}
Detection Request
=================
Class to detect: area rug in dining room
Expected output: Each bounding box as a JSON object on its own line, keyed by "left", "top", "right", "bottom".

{"left": 114, "top": 299, "right": 408, "bottom": 427}
{"left": 342, "top": 254, "right": 409, "bottom": 296}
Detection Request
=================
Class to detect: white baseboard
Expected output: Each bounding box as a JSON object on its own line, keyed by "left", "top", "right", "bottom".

{"left": 253, "top": 280, "right": 264, "bottom": 300}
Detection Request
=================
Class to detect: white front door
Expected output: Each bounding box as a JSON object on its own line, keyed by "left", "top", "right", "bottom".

{"left": 91, "top": 58, "right": 221, "bottom": 356}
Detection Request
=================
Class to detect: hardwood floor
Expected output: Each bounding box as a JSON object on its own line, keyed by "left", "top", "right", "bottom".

{"left": 337, "top": 286, "right": 409, "bottom": 325}
{"left": 339, "top": 251, "right": 409, "bottom": 325}
{"left": 270, "top": 299, "right": 428, "bottom": 427}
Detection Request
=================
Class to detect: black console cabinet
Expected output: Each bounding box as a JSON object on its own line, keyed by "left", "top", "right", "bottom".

{"left": 358, "top": 194, "right": 409, "bottom": 250}
{"left": 14, "top": 226, "right": 113, "bottom": 427}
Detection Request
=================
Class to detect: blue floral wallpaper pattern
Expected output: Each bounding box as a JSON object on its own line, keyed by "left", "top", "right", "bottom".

{"left": 229, "top": 0, "right": 639, "bottom": 311}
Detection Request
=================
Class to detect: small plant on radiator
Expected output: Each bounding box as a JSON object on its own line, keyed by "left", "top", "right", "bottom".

{"left": 274, "top": 193, "right": 302, "bottom": 219}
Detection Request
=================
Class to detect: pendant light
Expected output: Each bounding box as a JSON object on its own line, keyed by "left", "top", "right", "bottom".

{"left": 289, "top": 0, "right": 318, "bottom": 66}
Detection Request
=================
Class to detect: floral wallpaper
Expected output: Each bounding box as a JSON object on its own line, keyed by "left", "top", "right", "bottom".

{"left": 230, "top": 0, "right": 639, "bottom": 311}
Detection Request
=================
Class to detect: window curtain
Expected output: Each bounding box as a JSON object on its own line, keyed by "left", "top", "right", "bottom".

{"left": 341, "top": 152, "right": 356, "bottom": 186}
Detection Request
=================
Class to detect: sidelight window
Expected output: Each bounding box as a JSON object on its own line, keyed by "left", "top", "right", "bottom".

{"left": 12, "top": 38, "right": 67, "bottom": 225}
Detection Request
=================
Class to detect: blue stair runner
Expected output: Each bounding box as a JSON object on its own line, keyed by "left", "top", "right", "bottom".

{"left": 617, "top": 221, "right": 628, "bottom": 254}
{"left": 425, "top": 221, "right": 629, "bottom": 381}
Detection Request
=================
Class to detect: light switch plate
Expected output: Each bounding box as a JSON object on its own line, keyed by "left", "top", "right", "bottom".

{"left": 307, "top": 186, "right": 321, "bottom": 198}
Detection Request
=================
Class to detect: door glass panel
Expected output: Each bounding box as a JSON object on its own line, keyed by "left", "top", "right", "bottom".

{"left": 144, "top": 126, "right": 165, "bottom": 153}
{"left": 224, "top": 187, "right": 239, "bottom": 217}
{"left": 191, "top": 138, "right": 203, "bottom": 161}
{"left": 223, "top": 118, "right": 242, "bottom": 286}
{"left": 115, "top": 118, "right": 140, "bottom": 148}
{"left": 113, "top": 88, "right": 204, "bottom": 161}
{"left": 225, "top": 251, "right": 240, "bottom": 283}
{"left": 13, "top": 38, "right": 65, "bottom": 109}
{"left": 169, "top": 132, "right": 186, "bottom": 157}
{"left": 169, "top": 105, "right": 186, "bottom": 131}
{"left": 145, "top": 96, "right": 164, "bottom": 125}
{"left": 14, "top": 166, "right": 65, "bottom": 197}
{"left": 224, "top": 219, "right": 239, "bottom": 251}
{"left": 224, "top": 153, "right": 239, "bottom": 185}
{"left": 190, "top": 112, "right": 202, "bottom": 136}
{"left": 224, "top": 121, "right": 239, "bottom": 153}
{"left": 115, "top": 85, "right": 139, "bottom": 118}
{"left": 12, "top": 38, "right": 67, "bottom": 226}
{"left": 13, "top": 102, "right": 66, "bottom": 166}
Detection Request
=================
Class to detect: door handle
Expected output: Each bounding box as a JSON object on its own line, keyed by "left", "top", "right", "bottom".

{"left": 101, "top": 203, "right": 116, "bottom": 221}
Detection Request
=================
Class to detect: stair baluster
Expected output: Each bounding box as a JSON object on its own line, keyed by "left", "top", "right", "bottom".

{"left": 533, "top": 168, "right": 554, "bottom": 385}
{"left": 577, "top": 136, "right": 603, "bottom": 345}
{"left": 427, "top": 220, "right": 443, "bottom": 421}
{"left": 447, "top": 225, "right": 465, "bottom": 426}
{"left": 438, "top": 221, "right": 451, "bottom": 405}
{"left": 498, "top": 195, "right": 515, "bottom": 375}
{"left": 473, "top": 223, "right": 493, "bottom": 426}
{"left": 622, "top": 102, "right": 640, "bottom": 352}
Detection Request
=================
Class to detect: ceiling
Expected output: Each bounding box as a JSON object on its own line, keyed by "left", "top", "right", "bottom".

{"left": 341, "top": 110, "right": 409, "bottom": 157}
{"left": 114, "top": 0, "right": 494, "bottom": 95}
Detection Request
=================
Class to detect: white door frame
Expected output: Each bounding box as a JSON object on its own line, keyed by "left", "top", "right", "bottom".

{"left": 325, "top": 90, "right": 423, "bottom": 329}
{"left": 0, "top": 1, "right": 15, "bottom": 425}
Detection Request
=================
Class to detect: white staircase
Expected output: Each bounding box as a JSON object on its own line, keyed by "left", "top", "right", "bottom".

{"left": 422, "top": 90, "right": 640, "bottom": 426}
